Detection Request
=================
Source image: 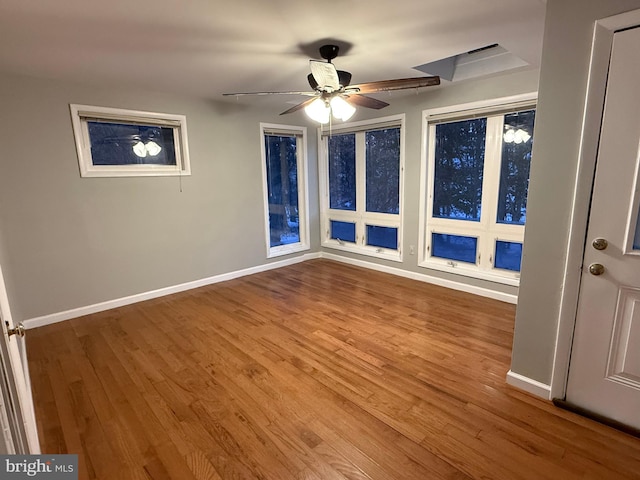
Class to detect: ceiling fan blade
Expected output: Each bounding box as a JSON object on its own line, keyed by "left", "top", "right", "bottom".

{"left": 280, "top": 97, "right": 318, "bottom": 115}
{"left": 345, "top": 94, "right": 389, "bottom": 110}
{"left": 223, "top": 91, "right": 316, "bottom": 97}
{"left": 348, "top": 76, "right": 440, "bottom": 94}
{"left": 310, "top": 60, "right": 340, "bottom": 91}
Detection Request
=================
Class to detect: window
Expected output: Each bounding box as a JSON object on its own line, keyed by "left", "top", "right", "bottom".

{"left": 70, "top": 104, "right": 190, "bottom": 177}
{"left": 420, "top": 94, "right": 536, "bottom": 284}
{"left": 319, "top": 115, "right": 404, "bottom": 261}
{"left": 260, "top": 123, "right": 310, "bottom": 257}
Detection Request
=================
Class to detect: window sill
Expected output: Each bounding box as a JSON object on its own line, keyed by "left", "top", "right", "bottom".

{"left": 322, "top": 240, "right": 403, "bottom": 263}
{"left": 267, "top": 243, "right": 310, "bottom": 259}
{"left": 418, "top": 259, "right": 520, "bottom": 287}
{"left": 80, "top": 167, "right": 191, "bottom": 178}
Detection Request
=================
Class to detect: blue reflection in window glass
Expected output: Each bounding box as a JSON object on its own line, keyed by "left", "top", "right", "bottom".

{"left": 494, "top": 241, "right": 523, "bottom": 271}
{"left": 366, "top": 225, "right": 398, "bottom": 250}
{"left": 88, "top": 121, "right": 176, "bottom": 166}
{"left": 330, "top": 221, "right": 356, "bottom": 243}
{"left": 432, "top": 233, "right": 477, "bottom": 264}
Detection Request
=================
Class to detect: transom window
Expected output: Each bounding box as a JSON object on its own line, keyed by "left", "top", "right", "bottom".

{"left": 260, "top": 123, "right": 310, "bottom": 258}
{"left": 70, "top": 104, "right": 191, "bottom": 177}
{"left": 319, "top": 115, "right": 404, "bottom": 261}
{"left": 420, "top": 94, "right": 536, "bottom": 284}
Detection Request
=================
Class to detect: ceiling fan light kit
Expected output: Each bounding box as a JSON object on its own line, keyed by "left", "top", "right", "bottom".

{"left": 304, "top": 98, "right": 330, "bottom": 124}
{"left": 304, "top": 96, "right": 356, "bottom": 124}
{"left": 223, "top": 44, "right": 440, "bottom": 124}
{"left": 329, "top": 96, "right": 356, "bottom": 121}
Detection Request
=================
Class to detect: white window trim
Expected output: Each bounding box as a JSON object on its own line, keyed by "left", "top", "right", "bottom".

{"left": 260, "top": 123, "right": 310, "bottom": 258}
{"left": 70, "top": 104, "right": 191, "bottom": 178}
{"left": 418, "top": 93, "right": 537, "bottom": 286}
{"left": 318, "top": 114, "right": 405, "bottom": 262}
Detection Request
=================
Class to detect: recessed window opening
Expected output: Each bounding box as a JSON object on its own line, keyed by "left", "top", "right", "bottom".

{"left": 70, "top": 104, "right": 191, "bottom": 178}
{"left": 420, "top": 94, "right": 536, "bottom": 285}
{"left": 260, "top": 123, "right": 310, "bottom": 258}
{"left": 319, "top": 115, "right": 405, "bottom": 262}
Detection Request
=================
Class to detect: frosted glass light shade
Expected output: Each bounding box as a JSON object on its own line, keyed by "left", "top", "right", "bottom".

{"left": 330, "top": 96, "right": 356, "bottom": 121}
{"left": 503, "top": 129, "right": 515, "bottom": 143}
{"left": 504, "top": 128, "right": 531, "bottom": 144}
{"left": 518, "top": 129, "right": 531, "bottom": 143}
{"left": 145, "top": 140, "right": 162, "bottom": 156}
{"left": 305, "top": 98, "right": 330, "bottom": 124}
{"left": 132, "top": 141, "right": 147, "bottom": 157}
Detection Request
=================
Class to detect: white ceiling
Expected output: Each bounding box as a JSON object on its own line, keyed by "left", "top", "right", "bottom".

{"left": 0, "top": 0, "right": 546, "bottom": 109}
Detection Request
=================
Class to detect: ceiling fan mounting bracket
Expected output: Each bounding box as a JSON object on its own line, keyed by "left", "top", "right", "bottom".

{"left": 319, "top": 44, "right": 340, "bottom": 62}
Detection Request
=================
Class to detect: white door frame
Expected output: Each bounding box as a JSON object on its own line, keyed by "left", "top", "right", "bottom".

{"left": 550, "top": 8, "right": 640, "bottom": 399}
{"left": 0, "top": 261, "right": 40, "bottom": 453}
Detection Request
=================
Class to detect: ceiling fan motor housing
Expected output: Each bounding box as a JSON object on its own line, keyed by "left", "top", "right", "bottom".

{"left": 307, "top": 71, "right": 352, "bottom": 90}
{"left": 319, "top": 44, "right": 340, "bottom": 62}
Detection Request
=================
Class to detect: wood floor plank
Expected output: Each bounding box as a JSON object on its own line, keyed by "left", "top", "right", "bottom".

{"left": 26, "top": 259, "right": 640, "bottom": 479}
{"left": 185, "top": 449, "right": 223, "bottom": 480}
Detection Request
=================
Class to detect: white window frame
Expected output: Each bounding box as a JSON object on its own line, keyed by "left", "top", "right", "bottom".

{"left": 318, "top": 114, "right": 405, "bottom": 262}
{"left": 419, "top": 93, "right": 537, "bottom": 285}
{"left": 70, "top": 104, "right": 191, "bottom": 177}
{"left": 260, "top": 123, "right": 310, "bottom": 258}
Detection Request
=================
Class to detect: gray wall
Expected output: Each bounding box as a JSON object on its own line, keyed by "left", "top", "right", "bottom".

{"left": 0, "top": 73, "right": 319, "bottom": 321}
{"left": 511, "top": 0, "right": 640, "bottom": 385}
{"left": 320, "top": 69, "right": 540, "bottom": 297}
{"left": 0, "top": 226, "right": 12, "bottom": 304}
{"left": 0, "top": 67, "right": 539, "bottom": 323}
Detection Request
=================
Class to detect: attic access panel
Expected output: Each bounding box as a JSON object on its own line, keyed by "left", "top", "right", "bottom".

{"left": 414, "top": 44, "right": 528, "bottom": 82}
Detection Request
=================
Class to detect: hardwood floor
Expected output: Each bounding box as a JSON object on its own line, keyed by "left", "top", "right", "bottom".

{"left": 27, "top": 259, "right": 640, "bottom": 479}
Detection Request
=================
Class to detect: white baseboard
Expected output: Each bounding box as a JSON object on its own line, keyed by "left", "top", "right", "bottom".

{"left": 506, "top": 370, "right": 552, "bottom": 399}
{"left": 23, "top": 250, "right": 517, "bottom": 330}
{"left": 321, "top": 252, "right": 518, "bottom": 304}
{"left": 23, "top": 252, "right": 321, "bottom": 330}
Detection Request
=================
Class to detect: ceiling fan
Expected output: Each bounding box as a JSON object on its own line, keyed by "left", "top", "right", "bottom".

{"left": 223, "top": 44, "right": 441, "bottom": 123}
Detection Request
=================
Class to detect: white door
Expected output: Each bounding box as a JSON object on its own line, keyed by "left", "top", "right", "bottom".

{"left": 566, "top": 26, "right": 640, "bottom": 429}
{"left": 0, "top": 261, "right": 40, "bottom": 453}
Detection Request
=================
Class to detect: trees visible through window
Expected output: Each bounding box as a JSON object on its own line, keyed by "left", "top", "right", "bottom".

{"left": 328, "top": 134, "right": 356, "bottom": 211}
{"left": 421, "top": 99, "right": 536, "bottom": 284}
{"left": 433, "top": 118, "right": 486, "bottom": 221}
{"left": 366, "top": 128, "right": 401, "bottom": 215}
{"left": 260, "top": 124, "right": 309, "bottom": 258}
{"left": 265, "top": 135, "right": 300, "bottom": 248}
{"left": 497, "top": 110, "right": 535, "bottom": 225}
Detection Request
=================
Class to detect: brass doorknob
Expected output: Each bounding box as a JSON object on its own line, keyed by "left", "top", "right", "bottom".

{"left": 5, "top": 322, "right": 25, "bottom": 338}
{"left": 592, "top": 238, "right": 608, "bottom": 250}
{"left": 589, "top": 263, "right": 605, "bottom": 276}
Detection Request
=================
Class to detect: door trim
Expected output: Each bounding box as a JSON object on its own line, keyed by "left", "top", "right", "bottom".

{"left": 550, "top": 8, "right": 640, "bottom": 400}
{"left": 0, "top": 261, "right": 40, "bottom": 453}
